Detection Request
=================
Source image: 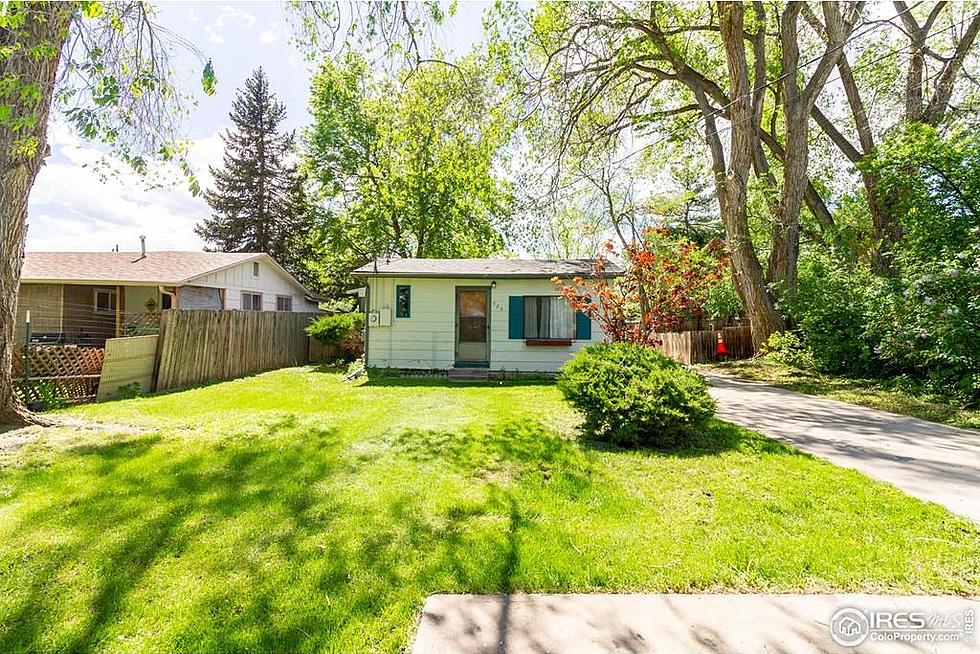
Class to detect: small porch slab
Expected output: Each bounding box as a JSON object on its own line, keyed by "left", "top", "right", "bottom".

{"left": 448, "top": 368, "right": 490, "bottom": 383}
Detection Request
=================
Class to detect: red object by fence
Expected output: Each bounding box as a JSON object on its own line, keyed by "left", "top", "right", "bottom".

{"left": 715, "top": 331, "right": 728, "bottom": 356}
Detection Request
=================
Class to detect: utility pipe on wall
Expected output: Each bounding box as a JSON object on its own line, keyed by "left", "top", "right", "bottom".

{"left": 159, "top": 286, "right": 177, "bottom": 310}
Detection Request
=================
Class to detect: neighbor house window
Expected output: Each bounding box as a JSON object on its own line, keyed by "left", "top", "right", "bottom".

{"left": 523, "top": 296, "right": 575, "bottom": 339}
{"left": 94, "top": 288, "right": 117, "bottom": 313}
{"left": 395, "top": 285, "right": 411, "bottom": 318}
{"left": 276, "top": 295, "right": 292, "bottom": 312}
{"left": 242, "top": 292, "right": 263, "bottom": 311}
{"left": 252, "top": 261, "right": 260, "bottom": 277}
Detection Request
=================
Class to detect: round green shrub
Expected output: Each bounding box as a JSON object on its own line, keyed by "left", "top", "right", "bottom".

{"left": 557, "top": 342, "right": 716, "bottom": 448}
{"left": 306, "top": 312, "right": 364, "bottom": 360}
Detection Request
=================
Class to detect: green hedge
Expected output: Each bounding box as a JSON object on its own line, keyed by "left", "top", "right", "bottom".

{"left": 557, "top": 342, "right": 716, "bottom": 448}
{"left": 306, "top": 313, "right": 364, "bottom": 360}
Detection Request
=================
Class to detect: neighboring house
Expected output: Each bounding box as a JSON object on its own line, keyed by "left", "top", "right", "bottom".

{"left": 17, "top": 246, "right": 320, "bottom": 346}
{"left": 351, "top": 258, "right": 620, "bottom": 373}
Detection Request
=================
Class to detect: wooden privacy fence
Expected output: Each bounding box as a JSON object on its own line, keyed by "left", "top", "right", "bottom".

{"left": 653, "top": 325, "right": 754, "bottom": 365}
{"left": 309, "top": 338, "right": 339, "bottom": 362}
{"left": 13, "top": 345, "right": 105, "bottom": 405}
{"left": 155, "top": 310, "right": 319, "bottom": 391}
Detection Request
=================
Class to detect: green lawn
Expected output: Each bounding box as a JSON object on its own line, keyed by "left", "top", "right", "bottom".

{"left": 705, "top": 359, "right": 980, "bottom": 430}
{"left": 1, "top": 367, "right": 978, "bottom": 653}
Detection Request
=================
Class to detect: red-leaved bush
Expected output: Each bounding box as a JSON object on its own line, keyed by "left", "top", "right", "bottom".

{"left": 556, "top": 228, "right": 728, "bottom": 345}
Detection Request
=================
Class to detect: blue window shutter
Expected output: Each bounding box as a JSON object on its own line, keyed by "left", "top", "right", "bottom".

{"left": 508, "top": 296, "right": 524, "bottom": 339}
{"left": 575, "top": 310, "right": 592, "bottom": 340}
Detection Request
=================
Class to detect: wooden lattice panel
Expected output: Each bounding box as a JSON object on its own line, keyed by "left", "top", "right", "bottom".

{"left": 13, "top": 345, "right": 105, "bottom": 405}
{"left": 17, "top": 378, "right": 101, "bottom": 405}
{"left": 12, "top": 345, "right": 104, "bottom": 377}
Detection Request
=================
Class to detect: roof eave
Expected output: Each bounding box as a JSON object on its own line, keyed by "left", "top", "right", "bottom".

{"left": 350, "top": 271, "right": 621, "bottom": 279}
{"left": 21, "top": 278, "right": 182, "bottom": 286}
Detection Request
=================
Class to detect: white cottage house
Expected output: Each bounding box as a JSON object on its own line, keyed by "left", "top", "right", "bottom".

{"left": 351, "top": 258, "right": 621, "bottom": 373}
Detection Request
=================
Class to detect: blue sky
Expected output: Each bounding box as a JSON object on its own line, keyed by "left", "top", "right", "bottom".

{"left": 26, "top": 1, "right": 489, "bottom": 252}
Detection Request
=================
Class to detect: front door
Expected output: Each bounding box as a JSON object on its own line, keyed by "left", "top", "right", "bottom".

{"left": 455, "top": 287, "right": 490, "bottom": 366}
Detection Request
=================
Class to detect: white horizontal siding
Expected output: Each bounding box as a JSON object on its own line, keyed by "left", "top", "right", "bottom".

{"left": 364, "top": 276, "right": 604, "bottom": 372}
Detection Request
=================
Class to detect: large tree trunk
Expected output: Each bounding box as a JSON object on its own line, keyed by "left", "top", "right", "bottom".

{"left": 715, "top": 2, "right": 784, "bottom": 351}
{"left": 768, "top": 5, "right": 806, "bottom": 296}
{"left": 770, "top": 2, "right": 855, "bottom": 294}
{"left": 0, "top": 5, "right": 71, "bottom": 426}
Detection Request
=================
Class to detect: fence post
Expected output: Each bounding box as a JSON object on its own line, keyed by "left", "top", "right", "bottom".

{"left": 23, "top": 310, "right": 31, "bottom": 386}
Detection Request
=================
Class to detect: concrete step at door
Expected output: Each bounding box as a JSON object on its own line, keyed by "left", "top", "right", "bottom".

{"left": 448, "top": 368, "right": 490, "bottom": 382}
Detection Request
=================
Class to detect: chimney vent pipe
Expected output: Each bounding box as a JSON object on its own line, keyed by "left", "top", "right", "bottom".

{"left": 132, "top": 235, "right": 148, "bottom": 263}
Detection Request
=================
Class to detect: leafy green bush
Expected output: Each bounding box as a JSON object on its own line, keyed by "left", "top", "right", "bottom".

{"left": 19, "top": 381, "right": 69, "bottom": 411}
{"left": 861, "top": 125, "right": 979, "bottom": 403}
{"left": 705, "top": 276, "right": 743, "bottom": 321}
{"left": 116, "top": 382, "right": 143, "bottom": 400}
{"left": 306, "top": 312, "right": 364, "bottom": 360}
{"left": 870, "top": 238, "right": 980, "bottom": 403}
{"left": 557, "top": 342, "right": 716, "bottom": 448}
{"left": 761, "top": 331, "right": 815, "bottom": 370}
{"left": 784, "top": 254, "right": 886, "bottom": 376}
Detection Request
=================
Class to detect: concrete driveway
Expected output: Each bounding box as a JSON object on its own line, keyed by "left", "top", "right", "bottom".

{"left": 705, "top": 373, "right": 980, "bottom": 522}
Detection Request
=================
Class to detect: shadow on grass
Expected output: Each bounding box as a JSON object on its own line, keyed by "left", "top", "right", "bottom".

{"left": 310, "top": 361, "right": 350, "bottom": 374}
{"left": 0, "top": 408, "right": 814, "bottom": 652}
{"left": 361, "top": 370, "right": 555, "bottom": 389}
{"left": 88, "top": 365, "right": 296, "bottom": 408}
{"left": 0, "top": 417, "right": 528, "bottom": 653}
{"left": 576, "top": 418, "right": 812, "bottom": 460}
{"left": 387, "top": 421, "right": 590, "bottom": 470}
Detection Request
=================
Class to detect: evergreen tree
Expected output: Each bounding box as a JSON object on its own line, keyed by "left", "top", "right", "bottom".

{"left": 197, "top": 68, "right": 314, "bottom": 284}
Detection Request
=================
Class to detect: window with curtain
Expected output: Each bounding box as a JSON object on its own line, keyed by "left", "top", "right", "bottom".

{"left": 523, "top": 296, "right": 575, "bottom": 339}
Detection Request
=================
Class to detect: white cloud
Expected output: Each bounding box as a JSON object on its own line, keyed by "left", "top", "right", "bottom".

{"left": 259, "top": 25, "right": 280, "bottom": 46}
{"left": 204, "top": 5, "right": 257, "bottom": 44}
{"left": 26, "top": 123, "right": 227, "bottom": 252}
{"left": 286, "top": 50, "right": 304, "bottom": 71}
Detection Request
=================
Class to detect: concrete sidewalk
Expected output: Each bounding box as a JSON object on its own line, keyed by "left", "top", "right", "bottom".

{"left": 705, "top": 373, "right": 980, "bottom": 522}
{"left": 412, "top": 593, "right": 979, "bottom": 654}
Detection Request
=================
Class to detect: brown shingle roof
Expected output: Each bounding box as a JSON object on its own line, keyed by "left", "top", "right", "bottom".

{"left": 351, "top": 258, "right": 621, "bottom": 278}
{"left": 22, "top": 251, "right": 263, "bottom": 285}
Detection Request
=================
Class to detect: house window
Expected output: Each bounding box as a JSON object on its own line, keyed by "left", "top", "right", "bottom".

{"left": 253, "top": 261, "right": 260, "bottom": 277}
{"left": 242, "top": 292, "right": 263, "bottom": 311}
{"left": 395, "top": 285, "right": 411, "bottom": 318}
{"left": 276, "top": 295, "right": 293, "bottom": 312}
{"left": 94, "top": 288, "right": 117, "bottom": 313}
{"left": 523, "top": 296, "right": 575, "bottom": 339}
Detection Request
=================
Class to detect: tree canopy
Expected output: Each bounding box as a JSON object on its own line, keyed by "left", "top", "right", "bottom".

{"left": 197, "top": 68, "right": 315, "bottom": 286}
{"left": 303, "top": 54, "right": 514, "bottom": 291}
{"left": 485, "top": 1, "right": 980, "bottom": 348}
